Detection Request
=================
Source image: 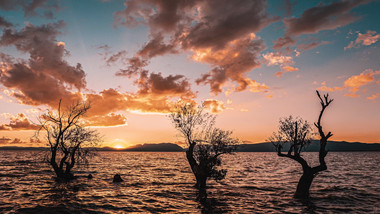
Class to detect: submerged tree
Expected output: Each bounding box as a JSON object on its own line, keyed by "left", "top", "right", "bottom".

{"left": 169, "top": 102, "right": 238, "bottom": 190}
{"left": 38, "top": 100, "right": 101, "bottom": 181}
{"left": 269, "top": 90, "right": 333, "bottom": 198}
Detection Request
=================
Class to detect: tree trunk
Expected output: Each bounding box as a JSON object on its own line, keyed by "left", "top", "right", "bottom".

{"left": 294, "top": 170, "right": 314, "bottom": 198}
{"left": 195, "top": 173, "right": 207, "bottom": 190}
{"left": 186, "top": 143, "right": 208, "bottom": 190}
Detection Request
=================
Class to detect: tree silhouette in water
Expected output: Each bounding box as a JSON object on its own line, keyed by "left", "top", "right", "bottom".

{"left": 269, "top": 90, "right": 333, "bottom": 198}
{"left": 169, "top": 102, "right": 238, "bottom": 193}
{"left": 37, "top": 100, "right": 101, "bottom": 181}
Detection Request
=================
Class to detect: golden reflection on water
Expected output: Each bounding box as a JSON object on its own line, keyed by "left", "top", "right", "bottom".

{"left": 0, "top": 151, "right": 379, "bottom": 213}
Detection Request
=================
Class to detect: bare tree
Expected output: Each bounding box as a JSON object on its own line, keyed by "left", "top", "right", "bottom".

{"left": 169, "top": 102, "right": 238, "bottom": 190}
{"left": 269, "top": 90, "right": 333, "bottom": 198}
{"left": 37, "top": 100, "right": 101, "bottom": 181}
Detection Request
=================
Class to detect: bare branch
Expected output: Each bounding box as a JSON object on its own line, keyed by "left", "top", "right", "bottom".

{"left": 36, "top": 99, "right": 102, "bottom": 181}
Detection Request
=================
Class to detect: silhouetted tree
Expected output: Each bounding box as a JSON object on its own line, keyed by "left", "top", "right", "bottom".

{"left": 169, "top": 102, "right": 238, "bottom": 191}
{"left": 269, "top": 90, "right": 333, "bottom": 198}
{"left": 38, "top": 100, "right": 101, "bottom": 181}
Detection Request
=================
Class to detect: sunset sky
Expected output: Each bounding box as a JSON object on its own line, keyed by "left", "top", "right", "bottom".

{"left": 0, "top": 0, "right": 379, "bottom": 148}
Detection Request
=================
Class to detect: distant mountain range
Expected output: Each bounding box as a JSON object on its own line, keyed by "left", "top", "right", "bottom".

{"left": 101, "top": 143, "right": 184, "bottom": 152}
{"left": 1, "top": 141, "right": 379, "bottom": 152}
{"left": 236, "top": 140, "right": 380, "bottom": 152}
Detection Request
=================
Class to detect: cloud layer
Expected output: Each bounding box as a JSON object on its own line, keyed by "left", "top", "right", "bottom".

{"left": 0, "top": 21, "right": 85, "bottom": 107}
{"left": 114, "top": 0, "right": 276, "bottom": 95}
{"left": 274, "top": 0, "right": 369, "bottom": 50}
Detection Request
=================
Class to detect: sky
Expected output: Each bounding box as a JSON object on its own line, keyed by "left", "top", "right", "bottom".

{"left": 0, "top": 0, "right": 379, "bottom": 148}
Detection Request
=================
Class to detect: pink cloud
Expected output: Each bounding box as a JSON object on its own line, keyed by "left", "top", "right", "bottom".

{"left": 345, "top": 30, "right": 380, "bottom": 50}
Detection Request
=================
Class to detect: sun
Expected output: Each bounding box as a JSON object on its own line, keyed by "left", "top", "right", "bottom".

{"left": 113, "top": 144, "right": 125, "bottom": 149}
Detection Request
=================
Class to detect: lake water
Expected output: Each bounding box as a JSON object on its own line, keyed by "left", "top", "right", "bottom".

{"left": 0, "top": 151, "right": 379, "bottom": 213}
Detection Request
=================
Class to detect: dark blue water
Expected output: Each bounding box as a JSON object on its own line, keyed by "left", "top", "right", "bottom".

{"left": 0, "top": 151, "right": 379, "bottom": 213}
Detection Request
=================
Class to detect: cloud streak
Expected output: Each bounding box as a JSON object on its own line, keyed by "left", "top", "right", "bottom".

{"left": 318, "top": 69, "right": 380, "bottom": 97}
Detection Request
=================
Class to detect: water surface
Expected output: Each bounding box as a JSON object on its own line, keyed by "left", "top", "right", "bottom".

{"left": 0, "top": 151, "right": 379, "bottom": 213}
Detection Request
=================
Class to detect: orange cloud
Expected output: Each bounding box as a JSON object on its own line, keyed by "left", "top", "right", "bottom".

{"left": 203, "top": 99, "right": 226, "bottom": 113}
{"left": 367, "top": 93, "right": 380, "bottom": 100}
{"left": 275, "top": 66, "right": 299, "bottom": 77}
{"left": 345, "top": 30, "right": 380, "bottom": 50}
{"left": 0, "top": 113, "right": 39, "bottom": 131}
{"left": 344, "top": 70, "right": 380, "bottom": 97}
{"left": 84, "top": 114, "right": 127, "bottom": 127}
{"left": 85, "top": 88, "right": 188, "bottom": 116}
{"left": 263, "top": 52, "right": 293, "bottom": 66}
{"left": 318, "top": 70, "right": 380, "bottom": 97}
{"left": 263, "top": 52, "right": 298, "bottom": 77}
{"left": 317, "top": 85, "right": 344, "bottom": 92}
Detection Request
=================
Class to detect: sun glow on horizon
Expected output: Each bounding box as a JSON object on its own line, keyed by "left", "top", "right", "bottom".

{"left": 111, "top": 138, "right": 127, "bottom": 149}
{"left": 113, "top": 144, "right": 125, "bottom": 149}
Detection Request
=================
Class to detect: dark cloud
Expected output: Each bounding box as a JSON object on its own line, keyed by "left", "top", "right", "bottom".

{"left": 273, "top": 36, "right": 295, "bottom": 50}
{"left": 0, "top": 21, "right": 86, "bottom": 107}
{"left": 0, "top": 63, "right": 83, "bottom": 107}
{"left": 105, "top": 50, "right": 128, "bottom": 66}
{"left": 194, "top": 35, "right": 267, "bottom": 94}
{"left": 297, "top": 41, "right": 329, "bottom": 51}
{"left": 114, "top": 0, "right": 196, "bottom": 30}
{"left": 136, "top": 72, "right": 195, "bottom": 98}
{"left": 0, "top": 16, "right": 12, "bottom": 28}
{"left": 272, "top": 0, "right": 369, "bottom": 50}
{"left": 179, "top": 0, "right": 275, "bottom": 50}
{"left": 284, "top": 0, "right": 369, "bottom": 36}
{"left": 115, "top": 0, "right": 275, "bottom": 95}
{"left": 137, "top": 33, "right": 177, "bottom": 58}
{"left": 116, "top": 56, "right": 149, "bottom": 77}
{"left": 0, "top": 0, "right": 59, "bottom": 19}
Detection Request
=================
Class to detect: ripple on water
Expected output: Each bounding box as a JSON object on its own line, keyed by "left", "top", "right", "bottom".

{"left": 0, "top": 151, "right": 379, "bottom": 213}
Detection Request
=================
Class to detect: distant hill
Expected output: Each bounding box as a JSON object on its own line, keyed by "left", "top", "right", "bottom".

{"left": 1, "top": 141, "right": 379, "bottom": 152}
{"left": 0, "top": 146, "right": 48, "bottom": 151}
{"left": 237, "top": 140, "right": 380, "bottom": 152}
{"left": 122, "top": 143, "right": 184, "bottom": 152}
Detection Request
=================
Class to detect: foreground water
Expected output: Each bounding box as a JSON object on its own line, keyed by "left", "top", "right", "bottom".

{"left": 0, "top": 151, "right": 379, "bottom": 213}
